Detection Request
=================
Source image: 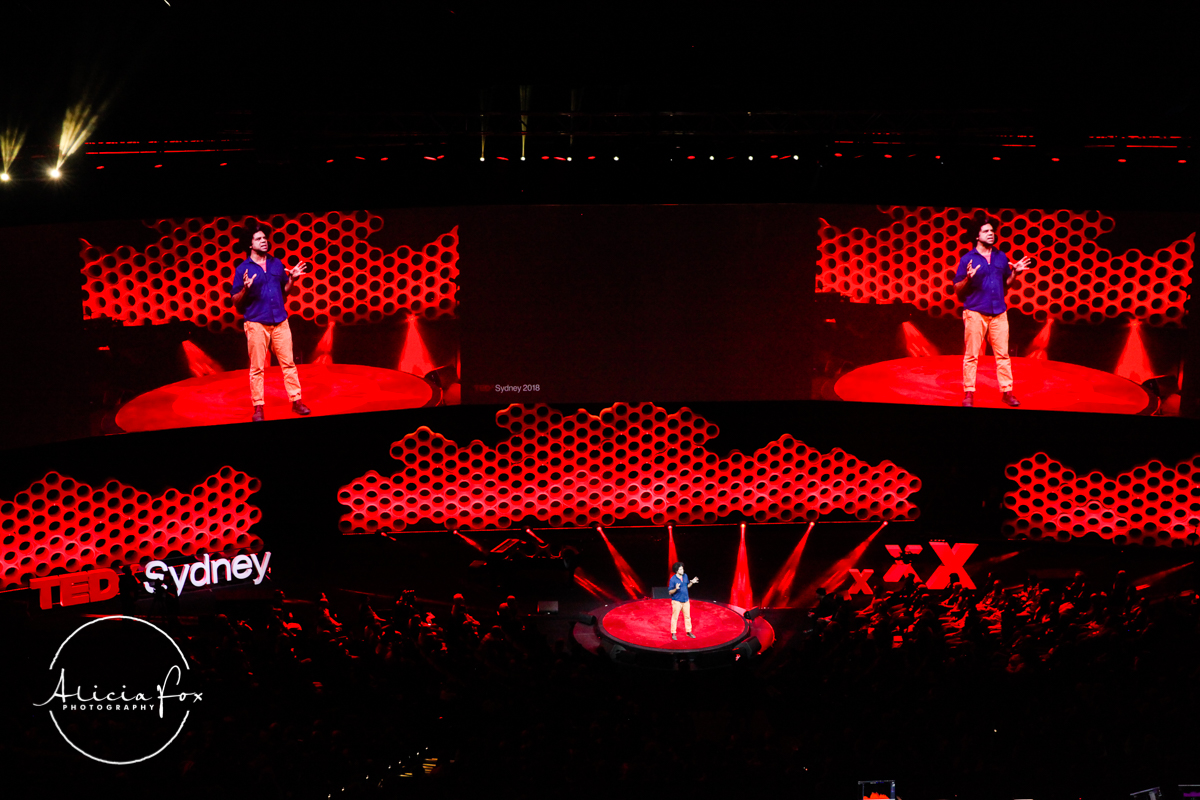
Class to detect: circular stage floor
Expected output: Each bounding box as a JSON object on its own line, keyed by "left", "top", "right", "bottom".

{"left": 115, "top": 363, "right": 437, "bottom": 432}
{"left": 597, "top": 599, "right": 754, "bottom": 652}
{"left": 834, "top": 356, "right": 1150, "bottom": 414}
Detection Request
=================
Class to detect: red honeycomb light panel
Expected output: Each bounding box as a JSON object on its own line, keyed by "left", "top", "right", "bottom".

{"left": 817, "top": 207, "right": 1194, "bottom": 326}
{"left": 0, "top": 467, "right": 263, "bottom": 591}
{"left": 1004, "top": 452, "right": 1200, "bottom": 547}
{"left": 80, "top": 212, "right": 460, "bottom": 332}
{"left": 338, "top": 402, "right": 921, "bottom": 533}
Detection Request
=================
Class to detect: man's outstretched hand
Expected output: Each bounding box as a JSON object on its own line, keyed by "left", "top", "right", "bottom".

{"left": 242, "top": 271, "right": 257, "bottom": 289}
{"left": 288, "top": 261, "right": 311, "bottom": 280}
{"left": 1011, "top": 256, "right": 1033, "bottom": 273}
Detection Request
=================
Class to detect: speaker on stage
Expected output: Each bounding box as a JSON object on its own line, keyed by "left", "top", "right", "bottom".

{"left": 733, "top": 636, "right": 761, "bottom": 658}
{"left": 743, "top": 607, "right": 767, "bottom": 620}
{"left": 651, "top": 586, "right": 670, "bottom": 599}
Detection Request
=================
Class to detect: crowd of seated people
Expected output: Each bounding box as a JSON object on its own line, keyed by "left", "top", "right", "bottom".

{"left": 5, "top": 567, "right": 1198, "bottom": 798}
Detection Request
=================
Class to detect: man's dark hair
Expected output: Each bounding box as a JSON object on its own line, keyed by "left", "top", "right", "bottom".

{"left": 241, "top": 220, "right": 272, "bottom": 252}
{"left": 964, "top": 214, "right": 1000, "bottom": 245}
{"left": 671, "top": 562, "right": 684, "bottom": 574}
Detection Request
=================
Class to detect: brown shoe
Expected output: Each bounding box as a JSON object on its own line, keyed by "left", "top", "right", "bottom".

{"left": 251, "top": 405, "right": 265, "bottom": 422}
{"left": 292, "top": 400, "right": 311, "bottom": 416}
{"left": 1002, "top": 391, "right": 1020, "bottom": 407}
{"left": 962, "top": 392, "right": 974, "bottom": 407}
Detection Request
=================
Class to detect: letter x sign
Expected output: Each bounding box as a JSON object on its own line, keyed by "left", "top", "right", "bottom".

{"left": 847, "top": 569, "right": 874, "bottom": 595}
{"left": 925, "top": 542, "right": 978, "bottom": 589}
{"left": 883, "top": 544, "right": 924, "bottom": 582}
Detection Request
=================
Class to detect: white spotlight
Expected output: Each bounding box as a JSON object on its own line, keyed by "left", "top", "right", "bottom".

{"left": 0, "top": 172, "right": 10, "bottom": 182}
{"left": 793, "top": 155, "right": 799, "bottom": 160}
{"left": 567, "top": 156, "right": 572, "bottom": 161}
{"left": 520, "top": 156, "right": 526, "bottom": 161}
{"left": 709, "top": 156, "right": 714, "bottom": 160}
{"left": 748, "top": 156, "right": 754, "bottom": 161}
{"left": 49, "top": 168, "right": 61, "bottom": 179}
{"left": 614, "top": 156, "right": 619, "bottom": 161}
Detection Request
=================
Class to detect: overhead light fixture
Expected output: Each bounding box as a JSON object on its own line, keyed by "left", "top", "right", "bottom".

{"left": 49, "top": 168, "right": 61, "bottom": 179}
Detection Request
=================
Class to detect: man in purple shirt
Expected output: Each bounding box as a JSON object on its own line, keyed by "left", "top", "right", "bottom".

{"left": 953, "top": 215, "right": 1032, "bottom": 408}
{"left": 230, "top": 222, "right": 312, "bottom": 422}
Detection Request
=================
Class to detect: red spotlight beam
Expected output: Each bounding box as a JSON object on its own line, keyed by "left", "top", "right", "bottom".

{"left": 729, "top": 522, "right": 754, "bottom": 609}
{"left": 181, "top": 340, "right": 222, "bottom": 377}
{"left": 667, "top": 524, "right": 678, "bottom": 573}
{"left": 398, "top": 314, "right": 437, "bottom": 377}
{"left": 1134, "top": 561, "right": 1193, "bottom": 591}
{"left": 761, "top": 521, "right": 814, "bottom": 608}
{"left": 901, "top": 321, "right": 939, "bottom": 358}
{"left": 794, "top": 521, "right": 888, "bottom": 608}
{"left": 596, "top": 525, "right": 648, "bottom": 600}
{"left": 311, "top": 321, "right": 335, "bottom": 365}
{"left": 574, "top": 568, "right": 620, "bottom": 601}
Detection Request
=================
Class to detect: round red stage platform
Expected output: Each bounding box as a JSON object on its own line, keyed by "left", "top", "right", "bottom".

{"left": 834, "top": 355, "right": 1151, "bottom": 414}
{"left": 115, "top": 364, "right": 438, "bottom": 432}
{"left": 576, "top": 599, "right": 775, "bottom": 669}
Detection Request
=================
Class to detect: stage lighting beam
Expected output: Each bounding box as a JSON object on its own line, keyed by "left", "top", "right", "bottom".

{"left": 795, "top": 521, "right": 887, "bottom": 607}
{"left": 595, "top": 525, "right": 647, "bottom": 599}
{"left": 761, "top": 521, "right": 814, "bottom": 608}
{"left": 1, "top": 127, "right": 25, "bottom": 177}
{"left": 667, "top": 524, "right": 678, "bottom": 573}
{"left": 57, "top": 98, "right": 109, "bottom": 170}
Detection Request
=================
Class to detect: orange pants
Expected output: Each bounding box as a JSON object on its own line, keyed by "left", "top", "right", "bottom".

{"left": 962, "top": 309, "right": 1012, "bottom": 392}
{"left": 245, "top": 318, "right": 302, "bottom": 405}
{"left": 670, "top": 599, "right": 692, "bottom": 634}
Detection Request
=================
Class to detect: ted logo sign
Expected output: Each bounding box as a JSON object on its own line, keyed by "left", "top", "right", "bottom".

{"left": 30, "top": 568, "right": 119, "bottom": 609}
